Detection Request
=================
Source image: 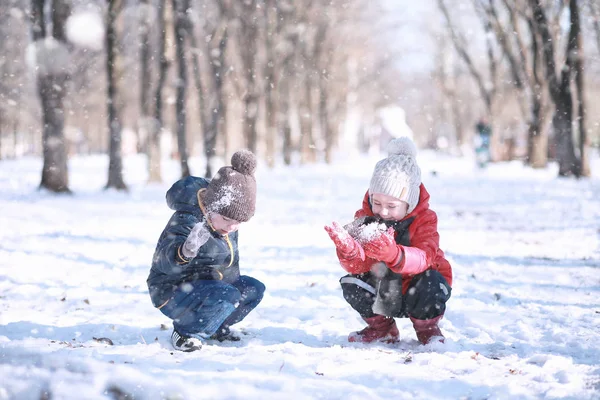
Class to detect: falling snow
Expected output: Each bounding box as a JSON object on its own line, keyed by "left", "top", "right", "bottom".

{"left": 0, "top": 151, "right": 599, "bottom": 399}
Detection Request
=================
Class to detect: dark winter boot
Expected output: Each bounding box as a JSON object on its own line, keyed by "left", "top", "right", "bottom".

{"left": 410, "top": 315, "right": 444, "bottom": 344}
{"left": 348, "top": 315, "right": 399, "bottom": 343}
{"left": 209, "top": 326, "right": 241, "bottom": 342}
{"left": 171, "top": 329, "right": 203, "bottom": 352}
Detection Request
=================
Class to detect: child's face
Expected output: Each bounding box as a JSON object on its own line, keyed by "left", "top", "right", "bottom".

{"left": 371, "top": 193, "right": 409, "bottom": 221}
{"left": 211, "top": 213, "right": 241, "bottom": 234}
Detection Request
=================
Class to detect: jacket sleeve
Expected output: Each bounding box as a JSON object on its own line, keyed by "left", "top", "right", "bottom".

{"left": 152, "top": 212, "right": 199, "bottom": 275}
{"left": 337, "top": 250, "right": 377, "bottom": 274}
{"left": 334, "top": 190, "right": 374, "bottom": 274}
{"left": 390, "top": 209, "right": 440, "bottom": 275}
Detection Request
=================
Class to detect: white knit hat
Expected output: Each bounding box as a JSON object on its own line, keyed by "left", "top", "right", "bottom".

{"left": 368, "top": 137, "right": 422, "bottom": 214}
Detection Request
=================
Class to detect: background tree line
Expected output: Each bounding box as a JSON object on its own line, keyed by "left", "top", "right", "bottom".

{"left": 0, "top": 0, "right": 598, "bottom": 193}
{"left": 433, "top": 0, "right": 599, "bottom": 177}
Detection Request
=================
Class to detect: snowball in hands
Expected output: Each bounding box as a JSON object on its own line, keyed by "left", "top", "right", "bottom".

{"left": 182, "top": 221, "right": 211, "bottom": 258}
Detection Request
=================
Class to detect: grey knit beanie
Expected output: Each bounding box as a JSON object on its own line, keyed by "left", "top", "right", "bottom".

{"left": 369, "top": 137, "right": 421, "bottom": 214}
{"left": 204, "top": 150, "right": 257, "bottom": 222}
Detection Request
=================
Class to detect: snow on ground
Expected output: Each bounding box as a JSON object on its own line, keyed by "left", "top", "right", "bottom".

{"left": 0, "top": 150, "right": 599, "bottom": 400}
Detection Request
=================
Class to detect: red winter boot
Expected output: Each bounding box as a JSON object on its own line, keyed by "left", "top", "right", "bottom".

{"left": 348, "top": 315, "right": 399, "bottom": 343}
{"left": 410, "top": 315, "right": 444, "bottom": 344}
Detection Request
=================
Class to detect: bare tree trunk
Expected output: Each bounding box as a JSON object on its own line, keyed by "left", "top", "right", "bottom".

{"left": 312, "top": 22, "right": 332, "bottom": 164}
{"left": 188, "top": 26, "right": 209, "bottom": 168}
{"left": 278, "top": 58, "right": 292, "bottom": 165}
{"left": 530, "top": 0, "right": 581, "bottom": 177}
{"left": 138, "top": 0, "right": 152, "bottom": 155}
{"left": 526, "top": 17, "right": 549, "bottom": 168}
{"left": 238, "top": 0, "right": 259, "bottom": 153}
{"left": 552, "top": 95, "right": 577, "bottom": 176}
{"left": 319, "top": 74, "right": 331, "bottom": 164}
{"left": 528, "top": 95, "right": 549, "bottom": 168}
{"left": 588, "top": 1, "right": 600, "bottom": 54}
{"left": 30, "top": 0, "right": 71, "bottom": 193}
{"left": 436, "top": 37, "right": 464, "bottom": 151}
{"left": 148, "top": 0, "right": 168, "bottom": 183}
{"left": 172, "top": 0, "right": 190, "bottom": 178}
{"left": 299, "top": 74, "right": 315, "bottom": 164}
{"left": 13, "top": 119, "right": 18, "bottom": 157}
{"left": 277, "top": 42, "right": 296, "bottom": 165}
{"left": 448, "top": 102, "right": 464, "bottom": 149}
{"left": 0, "top": 24, "right": 3, "bottom": 160}
{"left": 243, "top": 93, "right": 259, "bottom": 154}
{"left": 105, "top": 0, "right": 127, "bottom": 190}
{"left": 204, "top": 24, "right": 228, "bottom": 178}
{"left": 278, "top": 67, "right": 292, "bottom": 165}
{"left": 263, "top": 0, "right": 277, "bottom": 167}
{"left": 574, "top": 1, "right": 589, "bottom": 177}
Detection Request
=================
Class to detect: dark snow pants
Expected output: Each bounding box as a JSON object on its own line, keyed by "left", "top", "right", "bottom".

{"left": 340, "top": 269, "right": 451, "bottom": 320}
{"left": 159, "top": 275, "right": 265, "bottom": 337}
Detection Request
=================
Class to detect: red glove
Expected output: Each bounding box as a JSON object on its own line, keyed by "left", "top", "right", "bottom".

{"left": 324, "top": 222, "right": 365, "bottom": 260}
{"left": 362, "top": 227, "right": 404, "bottom": 267}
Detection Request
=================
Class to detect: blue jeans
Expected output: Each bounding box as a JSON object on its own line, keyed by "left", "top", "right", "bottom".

{"left": 160, "top": 275, "right": 265, "bottom": 337}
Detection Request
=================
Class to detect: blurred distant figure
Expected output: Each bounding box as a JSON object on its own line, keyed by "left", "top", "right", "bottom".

{"left": 147, "top": 150, "right": 265, "bottom": 352}
{"left": 475, "top": 118, "right": 492, "bottom": 168}
{"left": 324, "top": 137, "right": 452, "bottom": 346}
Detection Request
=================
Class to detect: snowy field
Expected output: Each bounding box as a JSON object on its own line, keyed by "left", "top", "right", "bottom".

{"left": 0, "top": 150, "right": 599, "bottom": 400}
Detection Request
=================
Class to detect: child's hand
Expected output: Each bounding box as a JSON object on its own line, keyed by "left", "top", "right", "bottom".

{"left": 182, "top": 221, "right": 211, "bottom": 258}
{"left": 324, "top": 222, "right": 365, "bottom": 260}
{"left": 362, "top": 227, "right": 403, "bottom": 266}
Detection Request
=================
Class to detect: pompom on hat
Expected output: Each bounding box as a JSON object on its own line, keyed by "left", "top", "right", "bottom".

{"left": 203, "top": 150, "right": 257, "bottom": 222}
{"left": 368, "top": 137, "right": 421, "bottom": 214}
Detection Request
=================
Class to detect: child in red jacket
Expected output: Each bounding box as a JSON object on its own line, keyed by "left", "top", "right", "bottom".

{"left": 325, "top": 137, "right": 452, "bottom": 345}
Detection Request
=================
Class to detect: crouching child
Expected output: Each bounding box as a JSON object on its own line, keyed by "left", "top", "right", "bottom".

{"left": 147, "top": 150, "right": 265, "bottom": 352}
{"left": 325, "top": 138, "right": 452, "bottom": 345}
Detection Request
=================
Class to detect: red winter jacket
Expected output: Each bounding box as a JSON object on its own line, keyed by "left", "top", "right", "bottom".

{"left": 336, "top": 184, "right": 452, "bottom": 294}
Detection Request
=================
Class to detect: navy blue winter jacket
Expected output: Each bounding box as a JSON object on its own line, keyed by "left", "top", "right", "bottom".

{"left": 147, "top": 176, "right": 240, "bottom": 308}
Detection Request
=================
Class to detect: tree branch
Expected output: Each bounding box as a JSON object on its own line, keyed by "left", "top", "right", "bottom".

{"left": 437, "top": 0, "right": 493, "bottom": 110}
{"left": 528, "top": 0, "right": 560, "bottom": 102}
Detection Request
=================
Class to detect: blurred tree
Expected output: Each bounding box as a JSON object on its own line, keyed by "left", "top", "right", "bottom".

{"left": 172, "top": 0, "right": 191, "bottom": 178}
{"left": 530, "top": 0, "right": 589, "bottom": 177}
{"left": 105, "top": 0, "right": 128, "bottom": 190}
{"left": 437, "top": 0, "right": 501, "bottom": 159}
{"left": 29, "top": 0, "right": 71, "bottom": 192}
{"left": 192, "top": 0, "right": 229, "bottom": 178}
{"left": 588, "top": 0, "right": 600, "bottom": 54}
{"left": 187, "top": 2, "right": 209, "bottom": 175}
{"left": 139, "top": 0, "right": 152, "bottom": 156}
{"left": 477, "top": 0, "right": 552, "bottom": 167}
{"left": 262, "top": 0, "right": 277, "bottom": 167}
{"left": 0, "top": 0, "right": 29, "bottom": 160}
{"left": 276, "top": 2, "right": 296, "bottom": 165}
{"left": 234, "top": 0, "right": 260, "bottom": 154}
{"left": 148, "top": 0, "right": 169, "bottom": 183}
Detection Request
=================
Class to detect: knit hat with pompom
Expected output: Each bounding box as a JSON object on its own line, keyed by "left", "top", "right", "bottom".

{"left": 204, "top": 150, "right": 257, "bottom": 222}
{"left": 369, "top": 137, "right": 421, "bottom": 214}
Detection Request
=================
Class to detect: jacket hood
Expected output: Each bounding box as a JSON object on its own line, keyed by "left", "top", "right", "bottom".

{"left": 166, "top": 176, "right": 210, "bottom": 214}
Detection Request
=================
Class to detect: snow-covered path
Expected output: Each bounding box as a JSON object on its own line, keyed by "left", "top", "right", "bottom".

{"left": 0, "top": 153, "right": 599, "bottom": 399}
